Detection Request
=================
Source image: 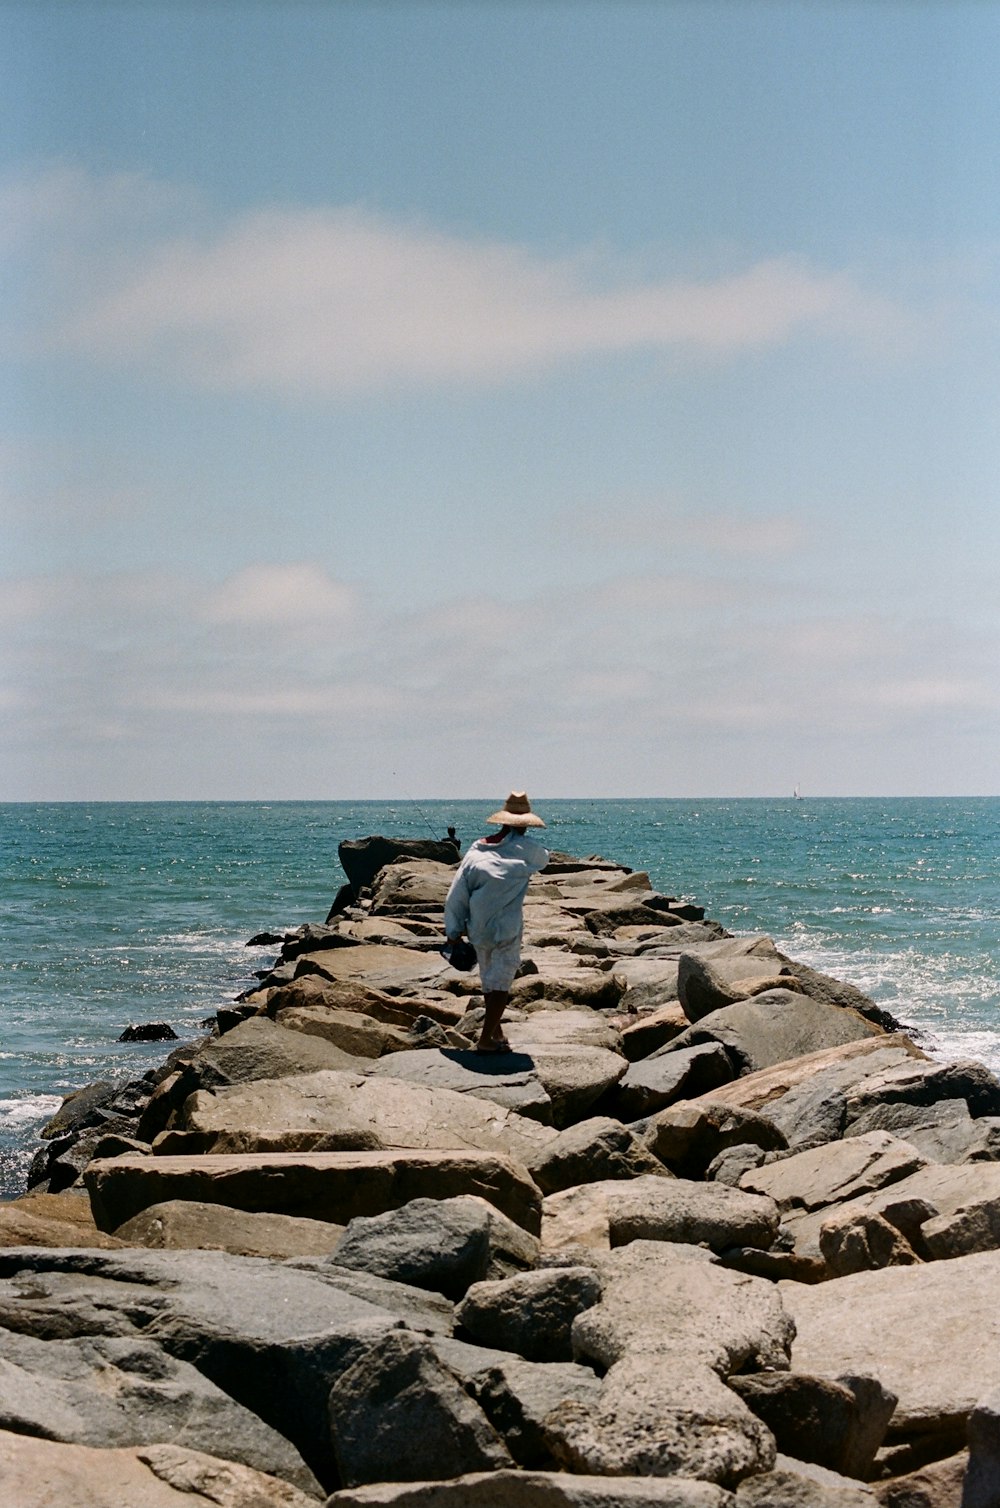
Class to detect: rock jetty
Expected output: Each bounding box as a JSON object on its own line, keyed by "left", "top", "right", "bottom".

{"left": 2, "top": 836, "right": 999, "bottom": 1506}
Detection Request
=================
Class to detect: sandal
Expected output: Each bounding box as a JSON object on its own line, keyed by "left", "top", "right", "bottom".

{"left": 475, "top": 1039, "right": 513, "bottom": 1054}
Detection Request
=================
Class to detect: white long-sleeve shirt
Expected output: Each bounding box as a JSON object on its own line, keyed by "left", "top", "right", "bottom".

{"left": 443, "top": 831, "right": 549, "bottom": 947}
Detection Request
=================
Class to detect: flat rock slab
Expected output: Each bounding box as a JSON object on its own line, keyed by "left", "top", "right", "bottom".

{"left": 113, "top": 1199, "right": 345, "bottom": 1258}
{"left": 781, "top": 1249, "right": 1000, "bottom": 1447}
{"left": 179, "top": 1017, "right": 368, "bottom": 1092}
{"left": 740, "top": 1132, "right": 927, "bottom": 1214}
{"left": 758, "top": 1046, "right": 937, "bottom": 1150}
{"left": 298, "top": 944, "right": 452, "bottom": 990}
{"left": 326, "top": 1470, "right": 735, "bottom": 1505}
{"left": 179, "top": 1069, "right": 557, "bottom": 1164}
{"left": 0, "top": 1191, "right": 125, "bottom": 1251}
{"left": 659, "top": 992, "right": 883, "bottom": 1077}
{"left": 0, "top": 1433, "right": 319, "bottom": 1508}
{"left": 610, "top": 1043, "right": 734, "bottom": 1119}
{"left": 366, "top": 1049, "right": 554, "bottom": 1124}
{"left": 86, "top": 1148, "right": 542, "bottom": 1235}
{"left": 542, "top": 1175, "right": 779, "bottom": 1255}
{"left": 687, "top": 1037, "right": 927, "bottom": 1115}
{"left": 528, "top": 1116, "right": 669, "bottom": 1195}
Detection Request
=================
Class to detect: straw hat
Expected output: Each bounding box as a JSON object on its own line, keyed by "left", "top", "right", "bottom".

{"left": 487, "top": 791, "right": 546, "bottom": 828}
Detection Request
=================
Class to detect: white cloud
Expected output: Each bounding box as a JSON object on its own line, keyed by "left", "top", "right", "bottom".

{"left": 202, "top": 564, "right": 357, "bottom": 626}
{"left": 6, "top": 559, "right": 997, "bottom": 796}
{"left": 568, "top": 501, "right": 810, "bottom": 560}
{"left": 5, "top": 166, "right": 907, "bottom": 396}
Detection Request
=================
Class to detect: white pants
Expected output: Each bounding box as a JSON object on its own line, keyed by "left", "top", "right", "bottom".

{"left": 473, "top": 936, "right": 522, "bottom": 993}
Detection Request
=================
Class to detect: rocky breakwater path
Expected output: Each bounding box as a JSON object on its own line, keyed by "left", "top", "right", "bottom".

{"left": 2, "top": 838, "right": 1000, "bottom": 1506}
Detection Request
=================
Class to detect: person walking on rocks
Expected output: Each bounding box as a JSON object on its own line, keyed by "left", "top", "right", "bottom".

{"left": 444, "top": 792, "right": 549, "bottom": 1054}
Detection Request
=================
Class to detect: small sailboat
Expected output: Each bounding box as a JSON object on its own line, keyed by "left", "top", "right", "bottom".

{"left": 793, "top": 786, "right": 803, "bottom": 800}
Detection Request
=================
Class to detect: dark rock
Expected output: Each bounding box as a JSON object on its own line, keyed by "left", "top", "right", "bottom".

{"left": 646, "top": 1099, "right": 786, "bottom": 1180}
{"left": 329, "top": 1195, "right": 538, "bottom": 1298}
{"left": 659, "top": 992, "right": 883, "bottom": 1078}
{"left": 0, "top": 1325, "right": 322, "bottom": 1495}
{"left": 456, "top": 1267, "right": 604, "bottom": 1362}
{"left": 606, "top": 1042, "right": 735, "bottom": 1119}
{"left": 118, "top": 1023, "right": 178, "bottom": 1044}
{"left": 327, "top": 1328, "right": 512, "bottom": 1486}
{"left": 337, "top": 837, "right": 459, "bottom": 894}
{"left": 40, "top": 1082, "right": 119, "bottom": 1141}
{"left": 729, "top": 1370, "right": 897, "bottom": 1479}
{"left": 528, "top": 1117, "right": 670, "bottom": 1195}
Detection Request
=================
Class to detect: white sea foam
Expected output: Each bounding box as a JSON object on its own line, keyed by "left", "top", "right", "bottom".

{"left": 0, "top": 1094, "right": 62, "bottom": 1128}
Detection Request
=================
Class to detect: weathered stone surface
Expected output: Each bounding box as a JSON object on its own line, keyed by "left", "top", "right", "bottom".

{"left": 845, "top": 1058, "right": 1000, "bottom": 1121}
{"left": 462, "top": 1355, "right": 604, "bottom": 1468}
{"left": 337, "top": 837, "right": 459, "bottom": 893}
{"left": 542, "top": 1175, "right": 779, "bottom": 1256}
{"left": 503, "top": 1034, "right": 627, "bottom": 1128}
{"left": 659, "top": 993, "right": 883, "bottom": 1078}
{"left": 296, "top": 943, "right": 451, "bottom": 993}
{"left": 86, "top": 1149, "right": 543, "bottom": 1236}
{"left": 620, "top": 1002, "right": 690, "bottom": 1061}
{"left": 0, "top": 1190, "right": 125, "bottom": 1250}
{"left": 324, "top": 1470, "right": 735, "bottom": 1505}
{"left": 113, "top": 1200, "right": 345, "bottom": 1258}
{"left": 757, "top": 1046, "right": 925, "bottom": 1150}
{"left": 455, "top": 1267, "right": 603, "bottom": 1361}
{"left": 0, "top": 1433, "right": 320, "bottom": 1508}
{"left": 366, "top": 1049, "right": 554, "bottom": 1124}
{"left": 544, "top": 1241, "right": 791, "bottom": 1485}
{"left": 177, "top": 1070, "right": 556, "bottom": 1165}
{"left": 646, "top": 1100, "right": 786, "bottom": 1179}
{"left": 327, "top": 1329, "right": 512, "bottom": 1487}
{"left": 677, "top": 954, "right": 799, "bottom": 1024}
{"left": 728, "top": 1371, "right": 896, "bottom": 1479}
{"left": 963, "top": 1387, "right": 1000, "bottom": 1508}
{"left": 265, "top": 975, "right": 464, "bottom": 1030}
{"left": 781, "top": 1250, "right": 1000, "bottom": 1453}
{"left": 0, "top": 1246, "right": 442, "bottom": 1490}
{"left": 733, "top": 1464, "right": 876, "bottom": 1505}
{"left": 0, "top": 1326, "right": 322, "bottom": 1495}
{"left": 817, "top": 1207, "right": 922, "bottom": 1276}
{"left": 174, "top": 1017, "right": 367, "bottom": 1098}
{"left": 40, "top": 1081, "right": 120, "bottom": 1141}
{"left": 274, "top": 1005, "right": 414, "bottom": 1058}
{"left": 528, "top": 1116, "right": 669, "bottom": 1195}
{"left": 872, "top": 1450, "right": 967, "bottom": 1507}
{"left": 370, "top": 861, "right": 456, "bottom": 914}
{"left": 609, "top": 1043, "right": 735, "bottom": 1119}
{"left": 690, "top": 1037, "right": 927, "bottom": 1117}
{"left": 330, "top": 1196, "right": 538, "bottom": 1298}
{"left": 739, "top": 1132, "right": 927, "bottom": 1214}
{"left": 513, "top": 974, "right": 629, "bottom": 1013}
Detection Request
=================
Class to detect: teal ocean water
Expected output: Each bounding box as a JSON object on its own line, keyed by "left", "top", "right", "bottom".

{"left": 2, "top": 798, "right": 998, "bottom": 1198}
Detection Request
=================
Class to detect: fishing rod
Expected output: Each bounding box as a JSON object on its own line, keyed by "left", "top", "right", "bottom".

{"left": 390, "top": 772, "right": 445, "bottom": 842}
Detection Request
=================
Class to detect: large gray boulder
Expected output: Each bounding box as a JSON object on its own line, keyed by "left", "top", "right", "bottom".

{"left": 542, "top": 1175, "right": 780, "bottom": 1256}
{"left": 647, "top": 1100, "right": 786, "bottom": 1180}
{"left": 370, "top": 861, "right": 457, "bottom": 914}
{"left": 455, "top": 1267, "right": 603, "bottom": 1362}
{"left": 0, "top": 1434, "right": 321, "bottom": 1508}
{"left": 756, "top": 1045, "right": 924, "bottom": 1150}
{"left": 677, "top": 954, "right": 800, "bottom": 1024}
{"left": 329, "top": 1196, "right": 538, "bottom": 1298}
{"left": 0, "top": 1326, "right": 322, "bottom": 1496}
{"left": 324, "top": 1470, "right": 735, "bottom": 1505}
{"left": 365, "top": 1049, "right": 554, "bottom": 1124}
{"left": 0, "top": 1245, "right": 448, "bottom": 1491}
{"left": 844, "top": 1057, "right": 1000, "bottom": 1121}
{"left": 657, "top": 993, "right": 883, "bottom": 1078}
{"left": 327, "top": 1329, "right": 512, "bottom": 1487}
{"left": 687, "top": 1037, "right": 927, "bottom": 1118}
{"left": 781, "top": 1249, "right": 1000, "bottom": 1457}
{"left": 86, "top": 1148, "right": 542, "bottom": 1237}
{"left": 527, "top": 1116, "right": 670, "bottom": 1195}
{"left": 167, "top": 1017, "right": 367, "bottom": 1100}
{"left": 338, "top": 837, "right": 459, "bottom": 894}
{"left": 544, "top": 1241, "right": 792, "bottom": 1485}
{"left": 843, "top": 1098, "right": 995, "bottom": 1163}
{"left": 733, "top": 1464, "right": 876, "bottom": 1505}
{"left": 460, "top": 1354, "right": 604, "bottom": 1469}
{"left": 609, "top": 1043, "right": 735, "bottom": 1119}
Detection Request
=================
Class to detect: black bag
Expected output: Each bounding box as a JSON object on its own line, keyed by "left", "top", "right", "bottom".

{"left": 440, "top": 939, "right": 478, "bottom": 972}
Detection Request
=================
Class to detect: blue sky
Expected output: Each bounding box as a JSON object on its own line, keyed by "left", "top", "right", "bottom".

{"left": 2, "top": 1, "right": 999, "bottom": 799}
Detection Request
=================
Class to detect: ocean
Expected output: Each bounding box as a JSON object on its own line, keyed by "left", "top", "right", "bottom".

{"left": 2, "top": 797, "right": 998, "bottom": 1199}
